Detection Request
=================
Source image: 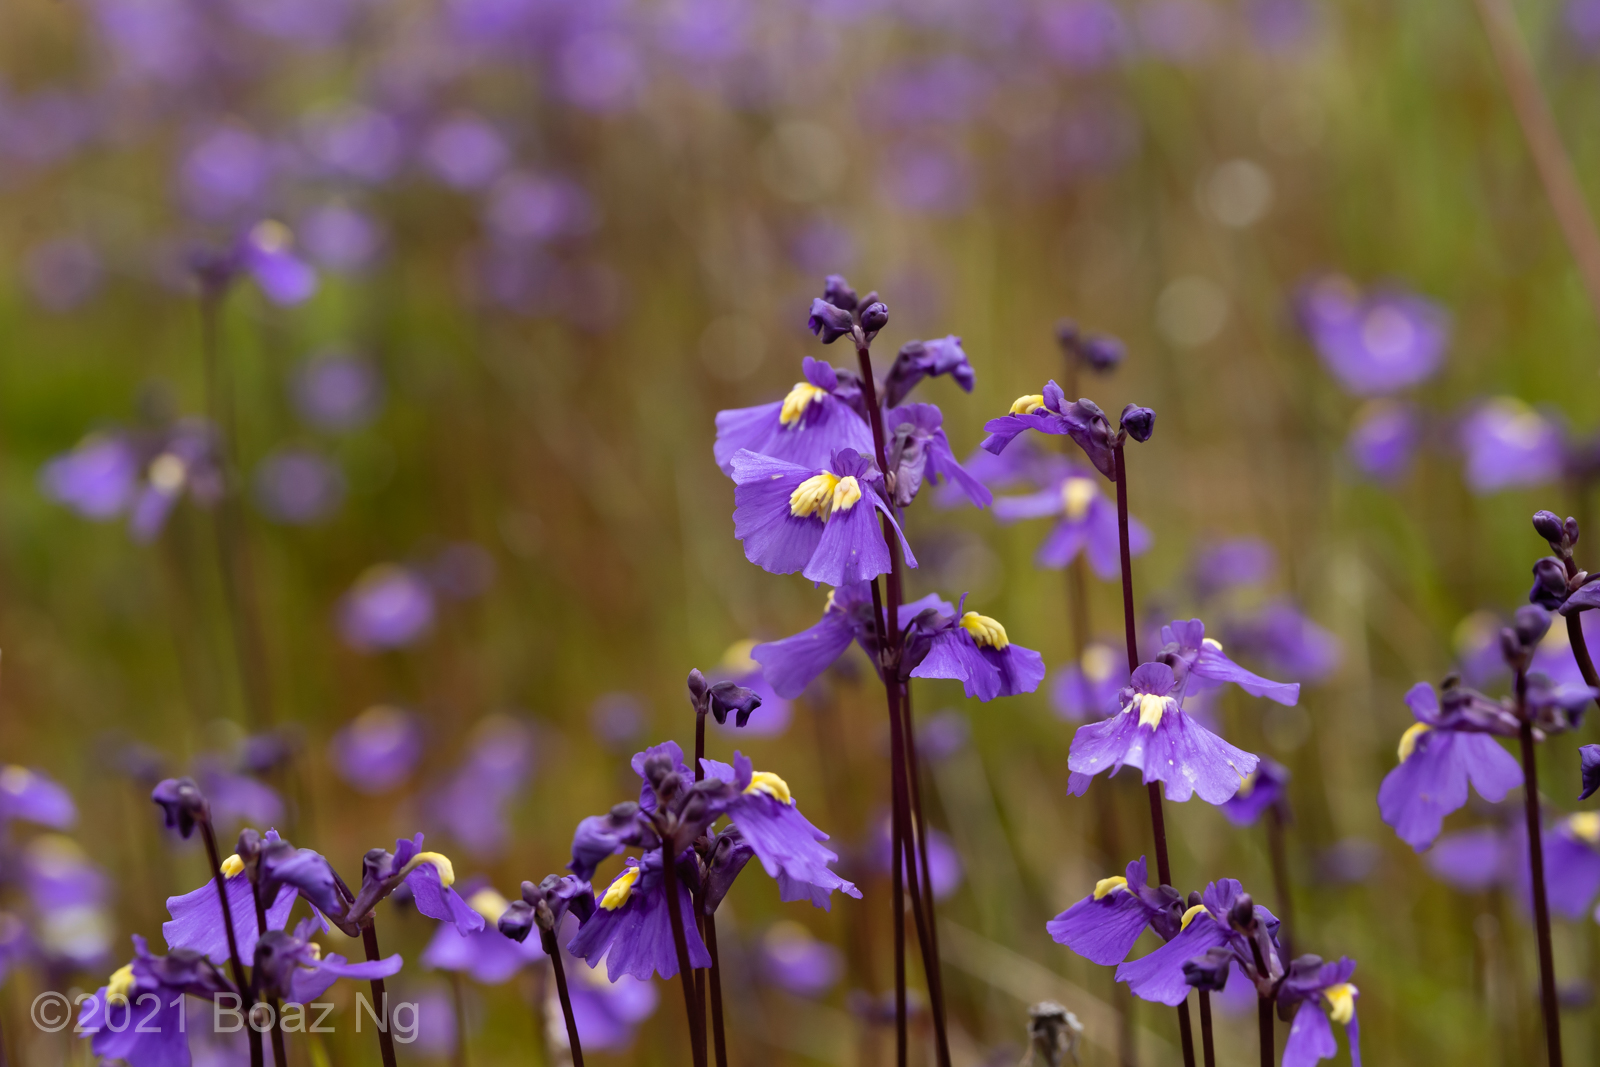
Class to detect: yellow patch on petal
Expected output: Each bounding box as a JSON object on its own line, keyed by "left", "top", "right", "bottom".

{"left": 1010, "top": 394, "right": 1046, "bottom": 415}
{"left": 307, "top": 942, "right": 323, "bottom": 961}
{"left": 400, "top": 851, "right": 456, "bottom": 888}
{"left": 107, "top": 963, "right": 136, "bottom": 1001}
{"left": 1324, "top": 983, "right": 1356, "bottom": 1026}
{"left": 1180, "top": 904, "right": 1209, "bottom": 931}
{"left": 1081, "top": 644, "right": 1116, "bottom": 683}
{"left": 780, "top": 382, "right": 828, "bottom": 426}
{"left": 1397, "top": 722, "right": 1432, "bottom": 763}
{"left": 1202, "top": 637, "right": 1224, "bottom": 652}
{"left": 600, "top": 866, "right": 641, "bottom": 911}
{"left": 1570, "top": 812, "right": 1600, "bottom": 844}
{"left": 831, "top": 476, "right": 862, "bottom": 514}
{"left": 1061, "top": 477, "right": 1097, "bottom": 521}
{"left": 745, "top": 771, "right": 794, "bottom": 805}
{"left": 1137, "top": 693, "right": 1169, "bottom": 729}
{"left": 1092, "top": 876, "right": 1128, "bottom": 900}
{"left": 790, "top": 472, "right": 842, "bottom": 519}
{"left": 148, "top": 453, "right": 187, "bottom": 492}
{"left": 1235, "top": 770, "right": 1258, "bottom": 799}
{"left": 220, "top": 854, "right": 245, "bottom": 878}
{"left": 468, "top": 888, "right": 510, "bottom": 923}
{"left": 960, "top": 611, "right": 1010, "bottom": 650}
{"left": 250, "top": 219, "right": 293, "bottom": 253}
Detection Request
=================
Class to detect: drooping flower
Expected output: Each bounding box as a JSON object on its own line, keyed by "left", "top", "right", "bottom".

{"left": 567, "top": 851, "right": 712, "bottom": 982}
{"left": 1051, "top": 644, "right": 1128, "bottom": 722}
{"left": 1277, "top": 955, "right": 1362, "bottom": 1067}
{"left": 980, "top": 383, "right": 1120, "bottom": 479}
{"left": 1118, "top": 879, "right": 1281, "bottom": 1005}
{"left": 1067, "top": 662, "right": 1259, "bottom": 804}
{"left": 423, "top": 885, "right": 543, "bottom": 983}
{"left": 0, "top": 765, "right": 76, "bottom": 828}
{"left": 25, "top": 834, "right": 113, "bottom": 967}
{"left": 39, "top": 435, "right": 139, "bottom": 520}
{"left": 1219, "top": 604, "right": 1340, "bottom": 685}
{"left": 729, "top": 448, "right": 916, "bottom": 587}
{"left": 705, "top": 642, "right": 791, "bottom": 737}
{"left": 1530, "top": 813, "right": 1600, "bottom": 920}
{"left": 1582, "top": 744, "right": 1600, "bottom": 800}
{"left": 429, "top": 715, "right": 536, "bottom": 857}
{"left": 993, "top": 462, "right": 1149, "bottom": 575}
{"left": 760, "top": 921, "right": 844, "bottom": 998}
{"left": 254, "top": 918, "right": 402, "bottom": 1005}
{"left": 1155, "top": 618, "right": 1302, "bottom": 706}
{"left": 1047, "top": 856, "right": 1183, "bottom": 965}
{"left": 1294, "top": 274, "right": 1448, "bottom": 396}
{"left": 1219, "top": 758, "right": 1290, "bottom": 827}
{"left": 338, "top": 564, "right": 436, "bottom": 651}
{"left": 1376, "top": 680, "right": 1523, "bottom": 851}
{"left": 162, "top": 849, "right": 297, "bottom": 965}
{"left": 714, "top": 357, "right": 873, "bottom": 477}
{"left": 1347, "top": 399, "right": 1420, "bottom": 483}
{"left": 883, "top": 403, "right": 992, "bottom": 508}
{"left": 77, "top": 935, "right": 235, "bottom": 1067}
{"left": 329, "top": 705, "right": 425, "bottom": 794}
{"left": 1459, "top": 397, "right": 1564, "bottom": 494}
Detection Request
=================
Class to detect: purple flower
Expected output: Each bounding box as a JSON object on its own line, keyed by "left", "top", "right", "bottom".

{"left": 761, "top": 921, "right": 843, "bottom": 998}
{"left": 939, "top": 437, "right": 1070, "bottom": 507}
{"left": 1459, "top": 397, "right": 1564, "bottom": 493}
{"left": 1278, "top": 956, "right": 1361, "bottom": 1067}
{"left": 238, "top": 220, "right": 318, "bottom": 306}
{"left": 1136, "top": 0, "right": 1221, "bottom": 64}
{"left": 1047, "top": 856, "right": 1182, "bottom": 964}
{"left": 708, "top": 642, "right": 792, "bottom": 737}
{"left": 702, "top": 752, "right": 861, "bottom": 908}
{"left": 329, "top": 706, "right": 424, "bottom": 794}
{"left": 163, "top": 859, "right": 297, "bottom": 966}
{"left": 1116, "top": 879, "right": 1281, "bottom": 1005}
{"left": 1569, "top": 0, "right": 1600, "bottom": 54}
{"left": 0, "top": 765, "right": 76, "bottom": 828}
{"left": 567, "top": 852, "right": 712, "bottom": 981}
{"left": 590, "top": 692, "right": 646, "bottom": 750}
{"left": 1192, "top": 538, "right": 1275, "bottom": 599}
{"left": 25, "top": 236, "right": 102, "bottom": 312}
{"left": 299, "top": 203, "right": 384, "bottom": 273}
{"left": 423, "top": 886, "right": 543, "bottom": 982}
{"left": 338, "top": 565, "right": 436, "bottom": 651}
{"left": 713, "top": 357, "right": 874, "bottom": 476}
{"left": 423, "top": 114, "right": 510, "bottom": 191}
{"left": 485, "top": 172, "right": 596, "bottom": 243}
{"left": 1534, "top": 814, "right": 1600, "bottom": 919}
{"left": 565, "top": 948, "right": 659, "bottom": 1050}
{"left": 1052, "top": 644, "right": 1128, "bottom": 722}
{"left": 78, "top": 935, "right": 233, "bottom": 1067}
{"left": 556, "top": 31, "right": 643, "bottom": 113}
{"left": 1295, "top": 274, "right": 1449, "bottom": 395}
{"left": 40, "top": 434, "right": 139, "bottom": 520}
{"left": 193, "top": 758, "right": 284, "bottom": 830}
{"left": 1038, "top": 0, "right": 1129, "bottom": 70}
{"left": 1067, "top": 662, "right": 1259, "bottom": 804}
{"left": 1583, "top": 744, "right": 1600, "bottom": 800}
{"left": 1219, "top": 758, "right": 1289, "bottom": 827}
{"left": 1156, "top": 618, "right": 1302, "bottom": 706}
{"left": 255, "top": 919, "right": 402, "bottom": 1004}
{"left": 130, "top": 421, "right": 225, "bottom": 542}
{"left": 253, "top": 448, "right": 344, "bottom": 524}
{"left": 25, "top": 835, "right": 113, "bottom": 966}
{"left": 1425, "top": 825, "right": 1511, "bottom": 892}
{"left": 981, "top": 384, "right": 1120, "bottom": 480}
{"left": 292, "top": 353, "right": 382, "bottom": 431}
{"left": 430, "top": 716, "right": 536, "bottom": 858}
{"left": 1220, "top": 603, "right": 1341, "bottom": 685}
{"left": 1347, "top": 399, "right": 1420, "bottom": 483}
{"left": 730, "top": 447, "right": 915, "bottom": 588}
{"left": 1377, "top": 681, "right": 1523, "bottom": 851}
{"left": 883, "top": 403, "right": 992, "bottom": 509}
{"left": 878, "top": 142, "right": 974, "bottom": 216}
{"left": 994, "top": 464, "right": 1149, "bottom": 576}
{"left": 302, "top": 105, "right": 403, "bottom": 185}
{"left": 180, "top": 124, "right": 272, "bottom": 222}
{"left": 882, "top": 338, "right": 975, "bottom": 406}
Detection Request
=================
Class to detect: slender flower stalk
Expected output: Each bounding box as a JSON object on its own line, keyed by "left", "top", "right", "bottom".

{"left": 1112, "top": 438, "right": 1197, "bottom": 1067}
{"left": 188, "top": 790, "right": 263, "bottom": 1067}
{"left": 360, "top": 921, "right": 400, "bottom": 1067}
{"left": 250, "top": 884, "right": 288, "bottom": 1067}
{"left": 1197, "top": 991, "right": 1215, "bottom": 1067}
{"left": 540, "top": 927, "right": 584, "bottom": 1067}
{"left": 1516, "top": 664, "right": 1564, "bottom": 1067}
{"left": 1265, "top": 805, "right": 1295, "bottom": 960}
{"left": 1256, "top": 997, "right": 1273, "bottom": 1067}
{"left": 689, "top": 680, "right": 732, "bottom": 1067}
{"left": 661, "top": 844, "right": 708, "bottom": 1067}
{"left": 498, "top": 877, "right": 596, "bottom": 1067}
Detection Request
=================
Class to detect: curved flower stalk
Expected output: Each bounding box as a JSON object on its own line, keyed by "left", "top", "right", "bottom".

{"left": 496, "top": 875, "right": 600, "bottom": 1065}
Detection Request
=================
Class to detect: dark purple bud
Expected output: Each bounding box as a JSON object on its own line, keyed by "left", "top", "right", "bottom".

{"left": 1080, "top": 335, "right": 1126, "bottom": 372}
{"left": 1531, "top": 557, "right": 1570, "bottom": 610}
{"left": 151, "top": 777, "right": 209, "bottom": 839}
{"left": 702, "top": 826, "right": 756, "bottom": 913}
{"left": 1120, "top": 404, "right": 1155, "bottom": 443}
{"left": 1054, "top": 319, "right": 1080, "bottom": 350}
{"left": 498, "top": 899, "right": 536, "bottom": 943}
{"left": 686, "top": 668, "right": 709, "bottom": 708}
{"left": 1569, "top": 517, "right": 1582, "bottom": 547}
{"left": 1514, "top": 605, "right": 1553, "bottom": 650}
{"left": 1582, "top": 745, "right": 1600, "bottom": 801}
{"left": 807, "top": 299, "right": 854, "bottom": 344}
{"left": 1534, "top": 510, "right": 1566, "bottom": 546}
{"left": 822, "top": 274, "right": 858, "bottom": 311}
{"left": 1183, "top": 946, "right": 1234, "bottom": 992}
{"left": 1227, "top": 893, "right": 1256, "bottom": 933}
{"left": 707, "top": 680, "right": 763, "bottom": 727}
{"left": 859, "top": 301, "right": 889, "bottom": 333}
{"left": 570, "top": 802, "right": 643, "bottom": 880}
{"left": 1186, "top": 890, "right": 1203, "bottom": 908}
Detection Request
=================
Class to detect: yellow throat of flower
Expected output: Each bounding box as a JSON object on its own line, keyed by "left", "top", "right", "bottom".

{"left": 468, "top": 888, "right": 511, "bottom": 923}
{"left": 780, "top": 382, "right": 828, "bottom": 426}
{"left": 1010, "top": 394, "right": 1046, "bottom": 415}
{"left": 1324, "top": 983, "right": 1356, "bottom": 1026}
{"left": 1061, "top": 477, "right": 1097, "bottom": 521}
{"left": 1180, "top": 904, "right": 1209, "bottom": 930}
{"left": 1137, "top": 693, "right": 1169, "bottom": 729}
{"left": 1081, "top": 644, "right": 1116, "bottom": 682}
{"left": 1571, "top": 812, "right": 1600, "bottom": 844}
{"left": 789, "top": 471, "right": 863, "bottom": 520}
{"left": 600, "top": 866, "right": 641, "bottom": 911}
{"left": 1396, "top": 722, "right": 1432, "bottom": 763}
{"left": 960, "top": 611, "right": 1010, "bottom": 649}
{"left": 745, "top": 770, "right": 794, "bottom": 805}
{"left": 107, "top": 963, "right": 136, "bottom": 1001}
{"left": 220, "top": 854, "right": 245, "bottom": 878}
{"left": 1092, "top": 876, "right": 1127, "bottom": 900}
{"left": 399, "top": 851, "right": 456, "bottom": 887}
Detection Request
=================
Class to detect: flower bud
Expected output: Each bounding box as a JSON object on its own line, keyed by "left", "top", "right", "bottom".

{"left": 822, "top": 274, "right": 858, "bottom": 311}
{"left": 1054, "top": 319, "right": 1080, "bottom": 350}
{"left": 807, "top": 299, "right": 854, "bottom": 344}
{"left": 1081, "top": 335, "right": 1126, "bottom": 372}
{"left": 497, "top": 899, "right": 536, "bottom": 943}
{"left": 1227, "top": 893, "right": 1256, "bottom": 933}
{"left": 1568, "top": 517, "right": 1582, "bottom": 547}
{"left": 1120, "top": 404, "right": 1155, "bottom": 443}
{"left": 1531, "top": 557, "right": 1570, "bottom": 610}
{"left": 858, "top": 301, "right": 889, "bottom": 333}
{"left": 151, "top": 777, "right": 209, "bottom": 839}
{"left": 1534, "top": 510, "right": 1566, "bottom": 546}
{"left": 1582, "top": 745, "right": 1600, "bottom": 801}
{"left": 1183, "top": 947, "right": 1234, "bottom": 992}
{"left": 1514, "top": 604, "right": 1553, "bottom": 650}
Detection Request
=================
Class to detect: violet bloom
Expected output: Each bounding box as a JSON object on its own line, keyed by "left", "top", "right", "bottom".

{"left": 422, "top": 114, "right": 510, "bottom": 191}
{"left": 254, "top": 918, "right": 402, "bottom": 1004}
{"left": 761, "top": 921, "right": 843, "bottom": 998}
{"left": 128, "top": 421, "right": 225, "bottom": 542}
{"left": 329, "top": 706, "right": 424, "bottom": 794}
{"left": 180, "top": 124, "right": 272, "bottom": 221}
{"left": 292, "top": 353, "right": 383, "bottom": 431}
{"left": 709, "top": 641, "right": 792, "bottom": 737}
{"left": 1376, "top": 681, "right": 1523, "bottom": 851}
{"left": 253, "top": 448, "right": 344, "bottom": 524}
{"left": 303, "top": 104, "right": 403, "bottom": 185}
{"left": 1038, "top": 0, "right": 1129, "bottom": 71}
{"left": 163, "top": 849, "right": 297, "bottom": 965}
{"left": 338, "top": 564, "right": 435, "bottom": 651}
{"left": 881, "top": 336, "right": 975, "bottom": 407}
{"left": 1047, "top": 856, "right": 1182, "bottom": 965}
{"left": 1532, "top": 813, "right": 1600, "bottom": 920}
{"left": 1116, "top": 879, "right": 1281, "bottom": 1006}
{"left": 299, "top": 203, "right": 385, "bottom": 273}
{"left": 78, "top": 935, "right": 234, "bottom": 1067}
{"left": 1459, "top": 397, "right": 1564, "bottom": 493}
{"left": 569, "top": 851, "right": 712, "bottom": 981}
{"left": 238, "top": 220, "right": 318, "bottom": 306}
{"left": 1219, "top": 758, "right": 1289, "bottom": 827}
{"left": 1582, "top": 744, "right": 1600, "bottom": 800}
{"left": 883, "top": 403, "right": 992, "bottom": 509}
{"left": 25, "top": 835, "right": 113, "bottom": 967}
{"left": 939, "top": 437, "right": 1069, "bottom": 507}
{"left": 484, "top": 172, "right": 596, "bottom": 243}
{"left": 1155, "top": 618, "right": 1302, "bottom": 706}
{"left": 1347, "top": 399, "right": 1420, "bottom": 483}
{"left": 430, "top": 716, "right": 536, "bottom": 858}
{"left": 713, "top": 357, "right": 874, "bottom": 476}
{"left": 1278, "top": 955, "right": 1362, "bottom": 1067}
{"left": 1192, "top": 538, "right": 1275, "bottom": 600}
{"left": 40, "top": 434, "right": 139, "bottom": 520}
{"left": 192, "top": 757, "right": 284, "bottom": 829}
{"left": 981, "top": 384, "right": 1121, "bottom": 480}
{"left": 0, "top": 765, "right": 76, "bottom": 828}
{"left": 1425, "top": 820, "right": 1514, "bottom": 895}
{"left": 1221, "top": 603, "right": 1341, "bottom": 685}
{"left": 1069, "top": 662, "right": 1258, "bottom": 804}
{"left": 994, "top": 463, "right": 1149, "bottom": 575}
{"left": 559, "top": 914, "right": 659, "bottom": 1050}
{"left": 1294, "top": 274, "right": 1448, "bottom": 396}
{"left": 1052, "top": 643, "right": 1128, "bottom": 722}
{"left": 423, "top": 886, "right": 543, "bottom": 982}
{"left": 730, "top": 448, "right": 915, "bottom": 587}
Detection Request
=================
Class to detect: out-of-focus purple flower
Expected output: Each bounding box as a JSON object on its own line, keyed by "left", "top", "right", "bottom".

{"left": 1221, "top": 602, "right": 1340, "bottom": 684}
{"left": 429, "top": 542, "right": 497, "bottom": 600}
{"left": 1219, "top": 758, "right": 1289, "bottom": 827}
{"left": 180, "top": 125, "right": 272, "bottom": 222}
{"left": 330, "top": 706, "right": 425, "bottom": 794}
{"left": 709, "top": 641, "right": 792, "bottom": 737}
{"left": 126, "top": 421, "right": 225, "bottom": 543}
{"left": 1295, "top": 275, "right": 1449, "bottom": 396}
{"left": 1038, "top": 0, "right": 1129, "bottom": 70}
{"left": 25, "top": 237, "right": 102, "bottom": 312}
{"left": 93, "top": 0, "right": 208, "bottom": 86}
{"left": 1455, "top": 610, "right": 1509, "bottom": 688}
{"left": 1459, "top": 397, "right": 1564, "bottom": 493}
{"left": 402, "top": 989, "right": 457, "bottom": 1057}
{"left": 253, "top": 448, "right": 344, "bottom": 524}
{"left": 791, "top": 218, "right": 858, "bottom": 275}
{"left": 423, "top": 886, "right": 542, "bottom": 983}
{"left": 485, "top": 173, "right": 597, "bottom": 243}
{"left": 1068, "top": 661, "right": 1259, "bottom": 804}
{"left": 41, "top": 435, "right": 139, "bottom": 520}
{"left": 293, "top": 353, "right": 383, "bottom": 432}
{"left": 940, "top": 437, "right": 1069, "bottom": 507}
{"left": 659, "top": 0, "right": 750, "bottom": 62}
{"left": 760, "top": 921, "right": 843, "bottom": 998}
{"left": 238, "top": 220, "right": 318, "bottom": 306}
{"left": 26, "top": 835, "right": 113, "bottom": 967}
{"left": 0, "top": 914, "right": 31, "bottom": 987}
{"left": 917, "top": 709, "right": 970, "bottom": 760}
{"left": 1582, "top": 744, "right": 1600, "bottom": 800}
{"left": 338, "top": 564, "right": 436, "bottom": 651}
{"left": 1316, "top": 839, "right": 1381, "bottom": 885}
{"left": 424, "top": 115, "right": 510, "bottom": 191}
{"left": 1347, "top": 398, "right": 1420, "bottom": 482}
{"left": 1277, "top": 955, "right": 1361, "bottom": 1067}
{"left": 860, "top": 56, "right": 992, "bottom": 130}
{"left": 1136, "top": 0, "right": 1221, "bottom": 64}
{"left": 557, "top": 32, "right": 643, "bottom": 113}
{"left": 590, "top": 692, "right": 647, "bottom": 750}
{"left": 0, "top": 766, "right": 77, "bottom": 828}
{"left": 303, "top": 105, "right": 404, "bottom": 184}
{"left": 299, "top": 203, "right": 385, "bottom": 273}
{"left": 560, "top": 913, "right": 658, "bottom": 1049}
{"left": 879, "top": 143, "right": 974, "bottom": 216}
{"left": 431, "top": 716, "right": 536, "bottom": 858}
{"left": 193, "top": 758, "right": 284, "bottom": 830}
{"left": 869, "top": 815, "right": 962, "bottom": 900}
{"left": 1192, "top": 538, "right": 1275, "bottom": 599}
{"left": 1567, "top": 0, "right": 1600, "bottom": 55}
{"left": 993, "top": 464, "right": 1150, "bottom": 577}
{"left": 228, "top": 0, "right": 355, "bottom": 45}
{"left": 257, "top": 919, "right": 402, "bottom": 1005}
{"left": 1247, "top": 0, "right": 1318, "bottom": 52}
{"left": 1051, "top": 643, "right": 1128, "bottom": 722}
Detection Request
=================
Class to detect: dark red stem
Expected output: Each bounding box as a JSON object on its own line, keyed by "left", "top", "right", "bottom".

{"left": 361, "top": 921, "right": 399, "bottom": 1067}
{"left": 1518, "top": 666, "right": 1564, "bottom": 1067}
{"left": 661, "top": 845, "right": 707, "bottom": 1067}
{"left": 540, "top": 929, "right": 584, "bottom": 1067}
{"left": 200, "top": 819, "right": 262, "bottom": 1067}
